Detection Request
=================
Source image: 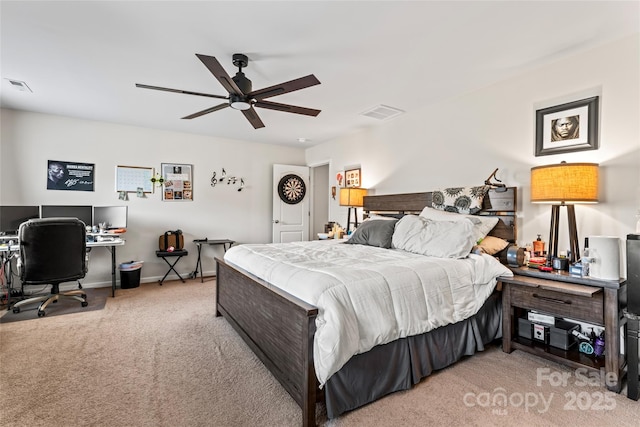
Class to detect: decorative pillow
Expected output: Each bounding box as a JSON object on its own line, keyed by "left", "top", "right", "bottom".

{"left": 365, "top": 214, "right": 400, "bottom": 221}
{"left": 418, "top": 206, "right": 499, "bottom": 242}
{"left": 391, "top": 215, "right": 475, "bottom": 259}
{"left": 474, "top": 236, "right": 509, "bottom": 255}
{"left": 345, "top": 219, "right": 398, "bottom": 248}
{"left": 432, "top": 185, "right": 490, "bottom": 214}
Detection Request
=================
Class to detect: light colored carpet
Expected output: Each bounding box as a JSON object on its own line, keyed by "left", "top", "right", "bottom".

{"left": 0, "top": 278, "right": 638, "bottom": 426}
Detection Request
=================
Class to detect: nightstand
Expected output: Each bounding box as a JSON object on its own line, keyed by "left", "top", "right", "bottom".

{"left": 500, "top": 267, "right": 626, "bottom": 392}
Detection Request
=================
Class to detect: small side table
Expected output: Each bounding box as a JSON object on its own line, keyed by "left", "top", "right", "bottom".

{"left": 501, "top": 266, "right": 626, "bottom": 393}
{"left": 191, "top": 239, "right": 235, "bottom": 282}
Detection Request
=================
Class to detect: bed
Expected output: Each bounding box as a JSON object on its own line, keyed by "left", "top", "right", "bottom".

{"left": 215, "top": 187, "right": 517, "bottom": 426}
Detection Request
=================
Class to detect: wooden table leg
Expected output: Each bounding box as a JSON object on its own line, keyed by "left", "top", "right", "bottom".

{"left": 502, "top": 281, "right": 513, "bottom": 353}
{"left": 603, "top": 287, "right": 621, "bottom": 392}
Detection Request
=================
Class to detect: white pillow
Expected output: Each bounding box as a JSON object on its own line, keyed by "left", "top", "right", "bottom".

{"left": 391, "top": 215, "right": 475, "bottom": 259}
{"left": 365, "top": 214, "right": 398, "bottom": 221}
{"left": 419, "top": 206, "right": 498, "bottom": 242}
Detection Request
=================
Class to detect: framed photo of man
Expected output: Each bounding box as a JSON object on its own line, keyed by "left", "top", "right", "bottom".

{"left": 47, "top": 160, "right": 95, "bottom": 191}
{"left": 535, "top": 96, "right": 599, "bottom": 157}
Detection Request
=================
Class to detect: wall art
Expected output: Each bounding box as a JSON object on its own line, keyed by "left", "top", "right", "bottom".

{"left": 47, "top": 160, "right": 94, "bottom": 191}
{"left": 535, "top": 96, "right": 599, "bottom": 157}
{"left": 345, "top": 168, "right": 361, "bottom": 188}
{"left": 161, "top": 163, "right": 193, "bottom": 201}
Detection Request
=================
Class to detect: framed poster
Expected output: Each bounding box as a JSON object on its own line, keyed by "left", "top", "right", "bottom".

{"left": 345, "top": 168, "right": 361, "bottom": 188}
{"left": 116, "top": 165, "right": 154, "bottom": 193}
{"left": 535, "top": 96, "right": 599, "bottom": 157}
{"left": 161, "top": 163, "right": 193, "bottom": 201}
{"left": 47, "top": 160, "right": 94, "bottom": 191}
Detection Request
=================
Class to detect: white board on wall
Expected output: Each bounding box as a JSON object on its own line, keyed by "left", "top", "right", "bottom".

{"left": 115, "top": 165, "right": 154, "bottom": 193}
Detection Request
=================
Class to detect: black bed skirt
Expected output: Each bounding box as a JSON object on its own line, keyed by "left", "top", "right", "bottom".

{"left": 324, "top": 291, "right": 502, "bottom": 418}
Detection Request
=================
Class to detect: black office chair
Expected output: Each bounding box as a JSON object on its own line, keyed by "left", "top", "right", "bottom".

{"left": 12, "top": 218, "right": 88, "bottom": 317}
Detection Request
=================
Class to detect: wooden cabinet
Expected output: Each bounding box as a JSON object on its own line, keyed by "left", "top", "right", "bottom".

{"left": 500, "top": 267, "right": 626, "bottom": 392}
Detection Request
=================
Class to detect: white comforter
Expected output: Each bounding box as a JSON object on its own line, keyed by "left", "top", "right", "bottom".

{"left": 223, "top": 240, "right": 512, "bottom": 386}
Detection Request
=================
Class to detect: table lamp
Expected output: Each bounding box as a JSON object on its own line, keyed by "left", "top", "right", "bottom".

{"left": 339, "top": 187, "right": 368, "bottom": 233}
{"left": 530, "top": 161, "right": 599, "bottom": 264}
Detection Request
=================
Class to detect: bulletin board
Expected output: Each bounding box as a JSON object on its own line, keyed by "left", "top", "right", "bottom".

{"left": 116, "top": 165, "right": 154, "bottom": 193}
{"left": 161, "top": 163, "right": 193, "bottom": 201}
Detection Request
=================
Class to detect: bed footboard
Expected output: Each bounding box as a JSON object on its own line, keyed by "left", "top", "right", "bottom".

{"left": 216, "top": 258, "right": 319, "bottom": 427}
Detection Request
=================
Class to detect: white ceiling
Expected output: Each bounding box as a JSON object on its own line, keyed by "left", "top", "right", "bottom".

{"left": 1, "top": 1, "right": 638, "bottom": 148}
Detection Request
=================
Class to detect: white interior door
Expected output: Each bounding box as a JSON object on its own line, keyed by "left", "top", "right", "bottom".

{"left": 273, "top": 164, "right": 310, "bottom": 243}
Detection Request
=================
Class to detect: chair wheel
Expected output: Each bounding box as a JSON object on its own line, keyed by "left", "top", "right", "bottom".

{"left": 81, "top": 294, "right": 87, "bottom": 299}
{"left": 81, "top": 301, "right": 88, "bottom": 307}
{"left": 12, "top": 307, "right": 20, "bottom": 314}
{"left": 37, "top": 310, "right": 46, "bottom": 317}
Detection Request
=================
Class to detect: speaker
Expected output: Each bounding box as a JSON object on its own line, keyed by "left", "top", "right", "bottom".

{"left": 627, "top": 234, "right": 640, "bottom": 315}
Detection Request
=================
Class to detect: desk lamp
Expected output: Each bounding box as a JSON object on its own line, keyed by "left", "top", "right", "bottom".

{"left": 530, "top": 161, "right": 599, "bottom": 264}
{"left": 340, "top": 187, "right": 367, "bottom": 234}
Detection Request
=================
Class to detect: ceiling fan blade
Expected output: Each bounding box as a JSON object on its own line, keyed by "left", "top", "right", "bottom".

{"left": 241, "top": 107, "right": 265, "bottom": 129}
{"left": 181, "top": 103, "right": 229, "bottom": 120}
{"left": 196, "top": 54, "right": 244, "bottom": 95}
{"left": 249, "top": 75, "right": 320, "bottom": 100}
{"left": 255, "top": 100, "right": 321, "bottom": 117}
{"left": 135, "top": 83, "right": 228, "bottom": 100}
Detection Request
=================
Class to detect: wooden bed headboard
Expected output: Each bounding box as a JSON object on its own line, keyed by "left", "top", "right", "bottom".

{"left": 363, "top": 187, "right": 517, "bottom": 243}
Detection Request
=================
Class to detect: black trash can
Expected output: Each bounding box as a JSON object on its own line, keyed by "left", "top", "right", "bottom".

{"left": 119, "top": 261, "right": 143, "bottom": 289}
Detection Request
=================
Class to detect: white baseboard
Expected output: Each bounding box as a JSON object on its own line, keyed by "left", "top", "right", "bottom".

{"left": 54, "top": 269, "right": 217, "bottom": 291}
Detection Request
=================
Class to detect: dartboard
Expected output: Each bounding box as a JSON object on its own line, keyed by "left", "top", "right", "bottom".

{"left": 278, "top": 174, "right": 306, "bottom": 204}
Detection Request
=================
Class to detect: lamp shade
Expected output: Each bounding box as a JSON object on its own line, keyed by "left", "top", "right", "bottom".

{"left": 339, "top": 187, "right": 367, "bottom": 207}
{"left": 531, "top": 162, "right": 599, "bottom": 204}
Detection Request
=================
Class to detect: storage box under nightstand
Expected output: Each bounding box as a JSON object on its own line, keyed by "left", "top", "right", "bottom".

{"left": 549, "top": 319, "right": 580, "bottom": 350}
{"left": 518, "top": 317, "right": 532, "bottom": 340}
{"left": 518, "top": 316, "right": 579, "bottom": 350}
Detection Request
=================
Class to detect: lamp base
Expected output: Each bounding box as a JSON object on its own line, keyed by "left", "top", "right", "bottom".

{"left": 345, "top": 207, "right": 359, "bottom": 234}
{"left": 548, "top": 204, "right": 580, "bottom": 264}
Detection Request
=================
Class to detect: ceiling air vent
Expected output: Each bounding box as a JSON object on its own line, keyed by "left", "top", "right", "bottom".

{"left": 360, "top": 104, "right": 404, "bottom": 121}
{"left": 5, "top": 79, "right": 32, "bottom": 92}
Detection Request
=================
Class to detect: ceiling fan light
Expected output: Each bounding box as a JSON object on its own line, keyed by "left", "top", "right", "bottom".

{"left": 230, "top": 100, "right": 251, "bottom": 110}
{"left": 229, "top": 93, "right": 251, "bottom": 110}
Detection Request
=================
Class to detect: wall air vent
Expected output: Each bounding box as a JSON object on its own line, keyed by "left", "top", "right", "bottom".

{"left": 5, "top": 79, "right": 32, "bottom": 92}
{"left": 360, "top": 104, "right": 404, "bottom": 121}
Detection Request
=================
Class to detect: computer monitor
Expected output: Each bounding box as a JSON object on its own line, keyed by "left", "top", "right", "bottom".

{"left": 93, "top": 206, "right": 127, "bottom": 230}
{"left": 0, "top": 205, "right": 40, "bottom": 235}
{"left": 41, "top": 205, "right": 93, "bottom": 227}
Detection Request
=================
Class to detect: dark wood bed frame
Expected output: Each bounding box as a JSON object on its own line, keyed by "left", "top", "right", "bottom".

{"left": 215, "top": 187, "right": 517, "bottom": 426}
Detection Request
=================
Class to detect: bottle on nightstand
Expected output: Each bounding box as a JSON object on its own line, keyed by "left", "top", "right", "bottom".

{"left": 533, "top": 234, "right": 545, "bottom": 257}
{"left": 581, "top": 248, "right": 592, "bottom": 277}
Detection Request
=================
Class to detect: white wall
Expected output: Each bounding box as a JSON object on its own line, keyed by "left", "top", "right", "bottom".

{"left": 2, "top": 35, "right": 638, "bottom": 287}
{"left": 306, "top": 35, "right": 640, "bottom": 273}
{"left": 0, "top": 110, "right": 305, "bottom": 286}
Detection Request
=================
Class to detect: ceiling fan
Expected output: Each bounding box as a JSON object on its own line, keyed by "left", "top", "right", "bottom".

{"left": 136, "top": 53, "right": 321, "bottom": 129}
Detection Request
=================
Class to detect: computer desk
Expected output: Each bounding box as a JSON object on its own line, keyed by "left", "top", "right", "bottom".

{"left": 0, "top": 237, "right": 125, "bottom": 300}
{"left": 87, "top": 238, "right": 125, "bottom": 297}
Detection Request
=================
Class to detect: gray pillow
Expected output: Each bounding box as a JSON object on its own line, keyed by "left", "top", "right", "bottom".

{"left": 345, "top": 219, "right": 398, "bottom": 248}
